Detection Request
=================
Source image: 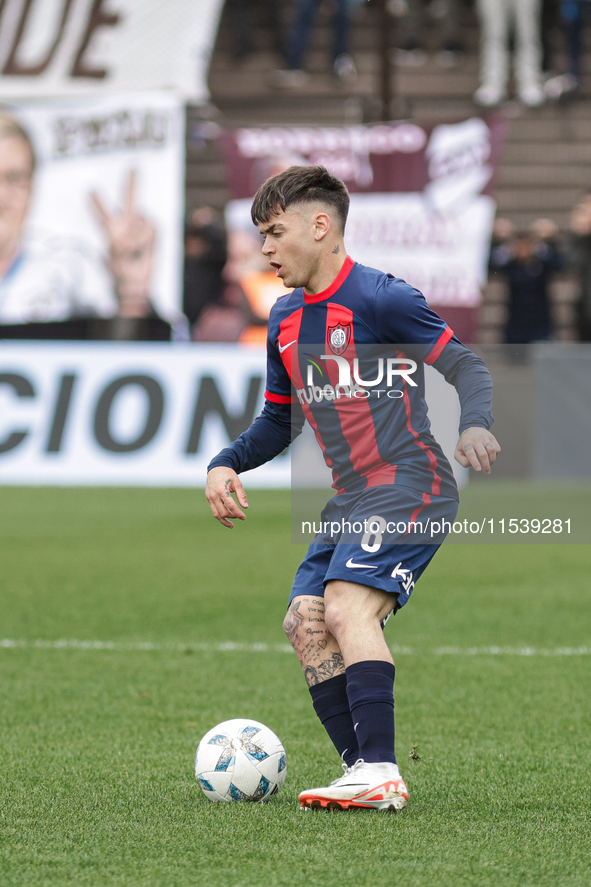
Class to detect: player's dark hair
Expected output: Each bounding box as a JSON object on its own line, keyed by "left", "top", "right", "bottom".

{"left": 251, "top": 165, "right": 350, "bottom": 231}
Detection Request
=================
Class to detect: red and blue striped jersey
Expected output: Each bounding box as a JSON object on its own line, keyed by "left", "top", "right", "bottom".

{"left": 209, "top": 257, "right": 493, "bottom": 499}
{"left": 263, "top": 257, "right": 492, "bottom": 499}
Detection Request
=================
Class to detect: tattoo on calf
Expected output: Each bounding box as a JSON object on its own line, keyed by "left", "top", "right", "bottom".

{"left": 303, "top": 652, "right": 345, "bottom": 686}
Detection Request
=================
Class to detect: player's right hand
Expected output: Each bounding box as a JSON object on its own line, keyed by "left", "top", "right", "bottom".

{"left": 205, "top": 467, "right": 249, "bottom": 528}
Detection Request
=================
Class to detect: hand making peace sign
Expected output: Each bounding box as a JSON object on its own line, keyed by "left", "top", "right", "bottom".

{"left": 90, "top": 170, "right": 157, "bottom": 318}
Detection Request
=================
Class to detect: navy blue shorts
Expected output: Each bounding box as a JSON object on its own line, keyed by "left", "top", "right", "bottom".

{"left": 289, "top": 485, "right": 459, "bottom": 612}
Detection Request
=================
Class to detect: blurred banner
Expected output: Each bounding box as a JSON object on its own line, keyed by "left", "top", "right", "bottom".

{"left": 221, "top": 117, "right": 506, "bottom": 341}
{"left": 0, "top": 92, "right": 184, "bottom": 323}
{"left": 0, "top": 0, "right": 224, "bottom": 103}
{"left": 0, "top": 342, "right": 288, "bottom": 486}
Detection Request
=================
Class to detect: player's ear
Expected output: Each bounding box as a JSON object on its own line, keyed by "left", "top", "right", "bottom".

{"left": 313, "top": 212, "right": 331, "bottom": 241}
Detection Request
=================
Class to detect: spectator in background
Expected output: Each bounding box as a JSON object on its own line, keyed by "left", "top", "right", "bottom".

{"left": 191, "top": 274, "right": 255, "bottom": 341}
{"left": 193, "top": 217, "right": 288, "bottom": 343}
{"left": 183, "top": 208, "right": 227, "bottom": 328}
{"left": 540, "top": 0, "right": 558, "bottom": 73}
{"left": 474, "top": 0, "right": 546, "bottom": 107}
{"left": 394, "top": 0, "right": 465, "bottom": 67}
{"left": 545, "top": 1, "right": 591, "bottom": 98}
{"left": 272, "top": 0, "right": 358, "bottom": 87}
{"left": 490, "top": 218, "right": 564, "bottom": 343}
{"left": 0, "top": 112, "right": 157, "bottom": 326}
{"left": 569, "top": 191, "right": 591, "bottom": 341}
{"left": 224, "top": 0, "right": 285, "bottom": 63}
{"left": 191, "top": 217, "right": 257, "bottom": 342}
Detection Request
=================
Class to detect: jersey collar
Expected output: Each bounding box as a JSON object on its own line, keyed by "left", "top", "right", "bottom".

{"left": 303, "top": 255, "right": 354, "bottom": 304}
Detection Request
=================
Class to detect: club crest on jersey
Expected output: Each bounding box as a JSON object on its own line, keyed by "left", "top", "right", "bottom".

{"left": 328, "top": 323, "right": 351, "bottom": 355}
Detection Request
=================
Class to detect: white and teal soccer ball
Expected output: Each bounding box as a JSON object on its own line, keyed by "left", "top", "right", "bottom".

{"left": 195, "top": 719, "right": 286, "bottom": 803}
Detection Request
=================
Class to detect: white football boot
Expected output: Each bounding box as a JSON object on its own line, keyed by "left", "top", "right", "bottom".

{"left": 299, "top": 759, "right": 408, "bottom": 812}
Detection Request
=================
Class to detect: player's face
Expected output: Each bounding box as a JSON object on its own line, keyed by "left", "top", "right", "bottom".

{"left": 259, "top": 207, "right": 321, "bottom": 290}
{"left": 0, "top": 135, "right": 33, "bottom": 248}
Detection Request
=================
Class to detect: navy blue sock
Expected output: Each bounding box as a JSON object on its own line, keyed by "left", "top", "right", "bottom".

{"left": 309, "top": 674, "right": 359, "bottom": 766}
{"left": 346, "top": 660, "right": 396, "bottom": 765}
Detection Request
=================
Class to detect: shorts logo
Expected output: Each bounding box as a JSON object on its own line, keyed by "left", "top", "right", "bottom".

{"left": 391, "top": 561, "right": 415, "bottom": 594}
{"left": 328, "top": 323, "right": 351, "bottom": 355}
{"left": 346, "top": 558, "right": 378, "bottom": 569}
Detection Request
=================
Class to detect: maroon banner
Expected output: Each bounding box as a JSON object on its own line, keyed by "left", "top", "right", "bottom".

{"left": 220, "top": 116, "right": 506, "bottom": 199}
{"left": 220, "top": 116, "right": 507, "bottom": 342}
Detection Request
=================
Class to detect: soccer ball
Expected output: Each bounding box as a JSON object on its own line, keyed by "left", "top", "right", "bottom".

{"left": 195, "top": 718, "right": 287, "bottom": 803}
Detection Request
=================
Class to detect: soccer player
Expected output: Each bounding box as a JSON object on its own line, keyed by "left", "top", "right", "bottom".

{"left": 205, "top": 166, "right": 500, "bottom": 811}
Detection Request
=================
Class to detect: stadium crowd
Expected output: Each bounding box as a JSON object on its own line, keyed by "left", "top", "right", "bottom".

{"left": 227, "top": 0, "right": 591, "bottom": 107}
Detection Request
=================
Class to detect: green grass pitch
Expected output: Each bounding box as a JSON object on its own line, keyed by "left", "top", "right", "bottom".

{"left": 0, "top": 486, "right": 590, "bottom": 887}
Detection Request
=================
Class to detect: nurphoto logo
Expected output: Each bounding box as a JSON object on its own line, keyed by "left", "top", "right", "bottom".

{"left": 295, "top": 355, "right": 418, "bottom": 405}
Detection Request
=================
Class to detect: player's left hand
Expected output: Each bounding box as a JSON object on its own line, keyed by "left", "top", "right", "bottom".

{"left": 454, "top": 427, "right": 501, "bottom": 475}
{"left": 90, "top": 170, "right": 156, "bottom": 318}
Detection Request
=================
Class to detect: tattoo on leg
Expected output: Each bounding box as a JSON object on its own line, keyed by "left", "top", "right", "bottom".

{"left": 284, "top": 599, "right": 344, "bottom": 685}
{"left": 303, "top": 652, "right": 345, "bottom": 686}
{"left": 283, "top": 601, "right": 304, "bottom": 644}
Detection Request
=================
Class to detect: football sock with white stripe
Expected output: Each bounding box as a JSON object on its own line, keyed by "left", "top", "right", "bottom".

{"left": 346, "top": 660, "right": 397, "bottom": 765}
{"left": 309, "top": 673, "right": 359, "bottom": 767}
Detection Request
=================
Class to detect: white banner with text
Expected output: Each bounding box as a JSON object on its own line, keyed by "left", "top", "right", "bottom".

{"left": 0, "top": 342, "right": 288, "bottom": 486}
{"left": 0, "top": 0, "right": 224, "bottom": 102}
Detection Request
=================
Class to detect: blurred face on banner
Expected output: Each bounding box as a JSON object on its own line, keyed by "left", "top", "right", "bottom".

{"left": 0, "top": 129, "right": 33, "bottom": 258}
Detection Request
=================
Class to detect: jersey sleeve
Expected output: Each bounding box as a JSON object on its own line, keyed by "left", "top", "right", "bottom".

{"left": 374, "top": 276, "right": 493, "bottom": 432}
{"left": 207, "top": 399, "right": 302, "bottom": 474}
{"left": 374, "top": 276, "right": 453, "bottom": 364}
{"left": 431, "top": 336, "right": 494, "bottom": 432}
